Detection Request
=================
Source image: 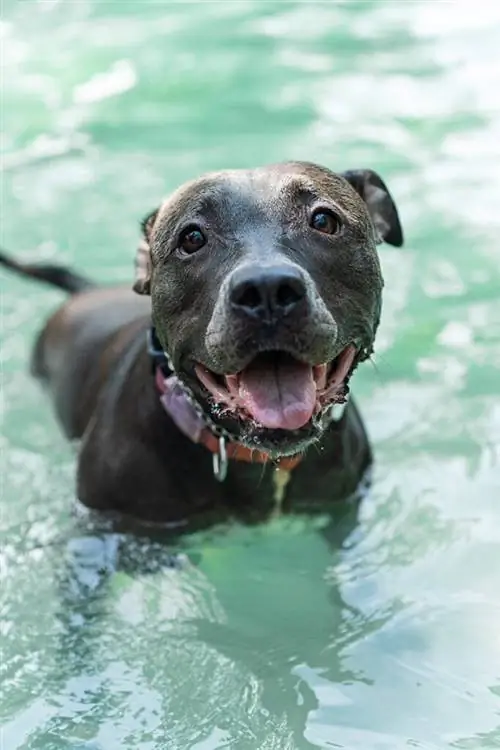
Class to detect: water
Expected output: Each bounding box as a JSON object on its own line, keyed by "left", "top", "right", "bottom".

{"left": 2, "top": 1, "right": 500, "bottom": 748}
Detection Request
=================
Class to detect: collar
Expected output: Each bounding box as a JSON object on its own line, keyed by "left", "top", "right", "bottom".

{"left": 148, "top": 328, "right": 302, "bottom": 482}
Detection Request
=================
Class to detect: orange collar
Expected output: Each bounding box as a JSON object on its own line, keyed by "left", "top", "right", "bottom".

{"left": 199, "top": 428, "right": 302, "bottom": 471}
{"left": 155, "top": 367, "right": 302, "bottom": 478}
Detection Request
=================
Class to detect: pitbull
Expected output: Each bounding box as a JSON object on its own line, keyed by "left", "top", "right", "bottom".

{"left": 0, "top": 162, "right": 403, "bottom": 524}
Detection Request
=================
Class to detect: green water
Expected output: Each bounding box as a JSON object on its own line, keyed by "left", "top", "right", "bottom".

{"left": 2, "top": 1, "right": 500, "bottom": 748}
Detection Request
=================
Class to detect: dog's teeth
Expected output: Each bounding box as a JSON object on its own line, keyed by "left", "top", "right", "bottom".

{"left": 313, "top": 363, "right": 328, "bottom": 391}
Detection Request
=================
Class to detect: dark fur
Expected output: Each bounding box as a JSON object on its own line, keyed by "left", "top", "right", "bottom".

{"left": 1, "top": 162, "right": 403, "bottom": 523}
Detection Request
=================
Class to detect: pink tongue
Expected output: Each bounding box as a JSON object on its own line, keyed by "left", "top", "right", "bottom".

{"left": 238, "top": 359, "right": 316, "bottom": 430}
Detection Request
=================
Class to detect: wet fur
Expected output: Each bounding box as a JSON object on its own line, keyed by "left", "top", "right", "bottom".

{"left": 0, "top": 161, "right": 403, "bottom": 523}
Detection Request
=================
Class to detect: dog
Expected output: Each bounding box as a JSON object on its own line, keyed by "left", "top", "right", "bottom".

{"left": 1, "top": 161, "right": 403, "bottom": 524}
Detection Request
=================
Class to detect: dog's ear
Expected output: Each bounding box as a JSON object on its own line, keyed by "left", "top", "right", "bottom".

{"left": 341, "top": 169, "right": 403, "bottom": 247}
{"left": 133, "top": 208, "right": 159, "bottom": 295}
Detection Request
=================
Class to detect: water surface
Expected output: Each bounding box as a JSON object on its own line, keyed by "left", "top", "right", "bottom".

{"left": 2, "top": 2, "right": 500, "bottom": 748}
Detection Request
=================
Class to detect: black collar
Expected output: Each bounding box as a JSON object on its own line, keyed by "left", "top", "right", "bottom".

{"left": 147, "top": 326, "right": 171, "bottom": 375}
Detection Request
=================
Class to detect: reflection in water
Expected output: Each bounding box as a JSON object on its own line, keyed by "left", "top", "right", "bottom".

{"left": 32, "top": 500, "right": 358, "bottom": 749}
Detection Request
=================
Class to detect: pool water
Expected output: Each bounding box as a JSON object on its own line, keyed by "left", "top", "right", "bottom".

{"left": 2, "top": 2, "right": 500, "bottom": 748}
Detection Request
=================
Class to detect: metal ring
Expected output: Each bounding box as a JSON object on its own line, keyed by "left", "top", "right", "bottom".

{"left": 212, "top": 436, "right": 228, "bottom": 482}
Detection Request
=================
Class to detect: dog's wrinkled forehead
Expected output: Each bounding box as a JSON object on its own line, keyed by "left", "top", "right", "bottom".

{"left": 151, "top": 162, "right": 369, "bottom": 242}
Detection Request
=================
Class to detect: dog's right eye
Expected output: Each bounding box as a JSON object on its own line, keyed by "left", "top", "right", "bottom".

{"left": 178, "top": 226, "right": 206, "bottom": 255}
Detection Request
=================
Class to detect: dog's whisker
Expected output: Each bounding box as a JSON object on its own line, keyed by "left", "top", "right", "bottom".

{"left": 368, "top": 354, "right": 391, "bottom": 383}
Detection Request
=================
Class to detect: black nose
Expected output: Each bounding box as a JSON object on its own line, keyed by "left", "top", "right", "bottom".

{"left": 229, "top": 264, "right": 307, "bottom": 322}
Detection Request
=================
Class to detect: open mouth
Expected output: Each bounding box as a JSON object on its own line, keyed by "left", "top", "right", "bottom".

{"left": 194, "top": 345, "right": 357, "bottom": 432}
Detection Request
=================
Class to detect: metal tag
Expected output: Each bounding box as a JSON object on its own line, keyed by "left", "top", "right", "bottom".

{"left": 212, "top": 436, "right": 228, "bottom": 482}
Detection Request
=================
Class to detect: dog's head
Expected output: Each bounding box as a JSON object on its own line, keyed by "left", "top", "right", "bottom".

{"left": 134, "top": 161, "right": 403, "bottom": 457}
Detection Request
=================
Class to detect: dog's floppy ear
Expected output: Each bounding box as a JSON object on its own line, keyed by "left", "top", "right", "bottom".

{"left": 341, "top": 169, "right": 403, "bottom": 247}
{"left": 133, "top": 208, "right": 159, "bottom": 295}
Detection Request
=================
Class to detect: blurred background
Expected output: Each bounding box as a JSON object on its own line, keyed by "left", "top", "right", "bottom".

{"left": 1, "top": 1, "right": 500, "bottom": 749}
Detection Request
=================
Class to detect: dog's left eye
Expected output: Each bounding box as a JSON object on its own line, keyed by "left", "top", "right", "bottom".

{"left": 310, "top": 209, "right": 341, "bottom": 235}
{"left": 178, "top": 226, "right": 206, "bottom": 255}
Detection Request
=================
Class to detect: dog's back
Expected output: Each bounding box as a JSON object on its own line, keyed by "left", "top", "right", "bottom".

{"left": 35, "top": 287, "right": 151, "bottom": 439}
{"left": 1, "top": 250, "right": 150, "bottom": 438}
